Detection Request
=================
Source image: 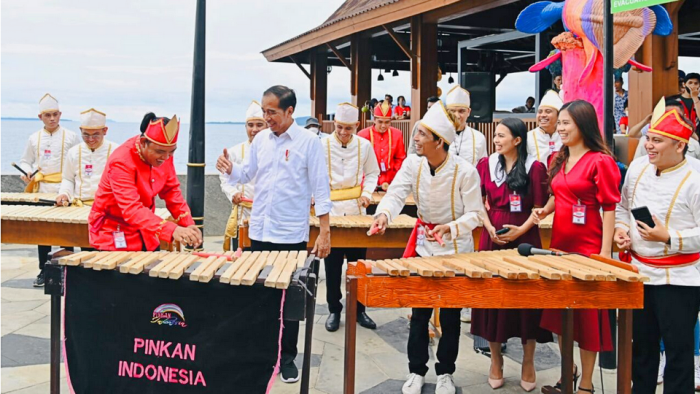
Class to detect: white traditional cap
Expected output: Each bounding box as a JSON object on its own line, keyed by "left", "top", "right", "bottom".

{"left": 446, "top": 86, "right": 470, "bottom": 109}
{"left": 419, "top": 100, "right": 456, "bottom": 145}
{"left": 245, "top": 100, "right": 264, "bottom": 122}
{"left": 39, "top": 93, "right": 59, "bottom": 114}
{"left": 80, "top": 108, "right": 107, "bottom": 129}
{"left": 334, "top": 102, "right": 359, "bottom": 125}
{"left": 539, "top": 89, "right": 563, "bottom": 112}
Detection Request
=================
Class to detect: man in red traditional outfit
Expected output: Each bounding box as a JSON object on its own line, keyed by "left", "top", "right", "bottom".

{"left": 88, "top": 112, "right": 202, "bottom": 251}
{"left": 358, "top": 100, "right": 406, "bottom": 190}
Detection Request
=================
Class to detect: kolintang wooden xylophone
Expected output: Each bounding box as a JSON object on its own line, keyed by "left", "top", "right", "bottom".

{"left": 238, "top": 214, "right": 417, "bottom": 249}
{"left": 343, "top": 249, "right": 647, "bottom": 394}
{"left": 1, "top": 192, "right": 56, "bottom": 205}
{"left": 1, "top": 205, "right": 172, "bottom": 248}
{"left": 57, "top": 250, "right": 310, "bottom": 289}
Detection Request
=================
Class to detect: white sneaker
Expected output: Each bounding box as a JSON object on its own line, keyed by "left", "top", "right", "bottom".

{"left": 694, "top": 355, "right": 700, "bottom": 390}
{"left": 657, "top": 352, "right": 665, "bottom": 385}
{"left": 402, "top": 373, "right": 425, "bottom": 394}
{"left": 460, "top": 308, "right": 471, "bottom": 323}
{"left": 436, "top": 373, "right": 456, "bottom": 394}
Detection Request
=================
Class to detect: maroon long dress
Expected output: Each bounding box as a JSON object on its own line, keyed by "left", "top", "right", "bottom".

{"left": 470, "top": 155, "right": 553, "bottom": 344}
{"left": 539, "top": 151, "right": 621, "bottom": 352}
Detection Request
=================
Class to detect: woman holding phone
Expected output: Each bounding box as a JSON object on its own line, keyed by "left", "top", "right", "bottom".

{"left": 532, "top": 100, "right": 621, "bottom": 393}
{"left": 470, "top": 118, "right": 552, "bottom": 391}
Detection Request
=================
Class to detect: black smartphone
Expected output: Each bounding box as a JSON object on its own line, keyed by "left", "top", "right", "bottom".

{"left": 495, "top": 228, "right": 510, "bottom": 235}
{"left": 631, "top": 206, "right": 655, "bottom": 228}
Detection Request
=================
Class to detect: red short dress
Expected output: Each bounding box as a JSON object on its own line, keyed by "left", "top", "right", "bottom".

{"left": 540, "top": 151, "right": 621, "bottom": 352}
{"left": 470, "top": 156, "right": 553, "bottom": 344}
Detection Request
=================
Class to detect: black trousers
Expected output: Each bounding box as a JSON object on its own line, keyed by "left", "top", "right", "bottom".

{"left": 408, "top": 307, "right": 461, "bottom": 376}
{"left": 250, "top": 239, "right": 307, "bottom": 366}
{"left": 632, "top": 285, "right": 700, "bottom": 394}
{"left": 38, "top": 245, "right": 74, "bottom": 270}
{"left": 325, "top": 247, "right": 366, "bottom": 314}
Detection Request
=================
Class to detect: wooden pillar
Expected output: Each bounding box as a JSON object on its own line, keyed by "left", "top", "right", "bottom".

{"left": 628, "top": 2, "right": 683, "bottom": 127}
{"left": 351, "top": 34, "right": 372, "bottom": 108}
{"left": 310, "top": 48, "right": 328, "bottom": 120}
{"left": 410, "top": 15, "right": 438, "bottom": 130}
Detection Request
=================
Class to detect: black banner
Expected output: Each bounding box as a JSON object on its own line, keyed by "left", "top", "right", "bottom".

{"left": 64, "top": 267, "right": 284, "bottom": 393}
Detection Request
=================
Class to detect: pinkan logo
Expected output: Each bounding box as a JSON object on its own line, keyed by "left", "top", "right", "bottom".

{"left": 151, "top": 304, "right": 187, "bottom": 328}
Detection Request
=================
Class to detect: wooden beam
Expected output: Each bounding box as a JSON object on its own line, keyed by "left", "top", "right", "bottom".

{"left": 264, "top": 0, "right": 512, "bottom": 62}
{"left": 382, "top": 24, "right": 414, "bottom": 60}
{"left": 410, "top": 15, "right": 438, "bottom": 131}
{"left": 325, "top": 43, "right": 352, "bottom": 71}
{"left": 309, "top": 48, "right": 327, "bottom": 120}
{"left": 351, "top": 34, "right": 372, "bottom": 107}
{"left": 290, "top": 56, "right": 311, "bottom": 80}
{"left": 424, "top": 0, "right": 517, "bottom": 23}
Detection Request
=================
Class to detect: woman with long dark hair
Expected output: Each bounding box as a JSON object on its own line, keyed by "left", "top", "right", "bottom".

{"left": 470, "top": 118, "right": 552, "bottom": 391}
{"left": 533, "top": 100, "right": 621, "bottom": 393}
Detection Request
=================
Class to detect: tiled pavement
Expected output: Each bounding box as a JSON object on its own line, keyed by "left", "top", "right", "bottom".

{"left": 1, "top": 239, "right": 655, "bottom": 393}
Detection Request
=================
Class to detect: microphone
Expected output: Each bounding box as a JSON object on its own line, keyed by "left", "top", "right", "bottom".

{"left": 517, "top": 243, "right": 566, "bottom": 257}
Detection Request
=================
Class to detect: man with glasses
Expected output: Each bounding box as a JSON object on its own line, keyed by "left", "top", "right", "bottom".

{"left": 56, "top": 108, "right": 118, "bottom": 207}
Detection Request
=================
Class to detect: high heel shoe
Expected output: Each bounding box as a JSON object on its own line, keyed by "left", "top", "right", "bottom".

{"left": 520, "top": 379, "right": 536, "bottom": 392}
{"left": 488, "top": 356, "right": 505, "bottom": 389}
{"left": 553, "top": 364, "right": 580, "bottom": 391}
{"left": 577, "top": 385, "right": 594, "bottom": 393}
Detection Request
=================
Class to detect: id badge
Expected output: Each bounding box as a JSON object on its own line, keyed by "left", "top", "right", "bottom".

{"left": 84, "top": 164, "right": 93, "bottom": 177}
{"left": 43, "top": 149, "right": 52, "bottom": 160}
{"left": 509, "top": 194, "right": 522, "bottom": 212}
{"left": 548, "top": 141, "right": 556, "bottom": 153}
{"left": 380, "top": 161, "right": 387, "bottom": 172}
{"left": 113, "top": 231, "right": 127, "bottom": 249}
{"left": 416, "top": 226, "right": 425, "bottom": 246}
{"left": 572, "top": 203, "right": 586, "bottom": 225}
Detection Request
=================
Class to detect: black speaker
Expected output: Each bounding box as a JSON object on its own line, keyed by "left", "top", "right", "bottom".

{"left": 460, "top": 72, "right": 495, "bottom": 123}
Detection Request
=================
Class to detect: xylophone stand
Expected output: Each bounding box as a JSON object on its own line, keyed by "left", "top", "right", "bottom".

{"left": 44, "top": 250, "right": 70, "bottom": 394}
{"left": 343, "top": 276, "right": 358, "bottom": 394}
{"left": 299, "top": 257, "right": 319, "bottom": 394}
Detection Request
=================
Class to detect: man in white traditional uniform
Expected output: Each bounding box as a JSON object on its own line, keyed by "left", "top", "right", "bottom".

{"left": 445, "top": 86, "right": 488, "bottom": 166}
{"left": 614, "top": 99, "right": 700, "bottom": 393}
{"left": 56, "top": 108, "right": 117, "bottom": 208}
{"left": 321, "top": 102, "right": 380, "bottom": 332}
{"left": 369, "top": 101, "right": 483, "bottom": 394}
{"left": 526, "top": 90, "right": 563, "bottom": 167}
{"left": 220, "top": 101, "right": 267, "bottom": 251}
{"left": 18, "top": 93, "right": 80, "bottom": 287}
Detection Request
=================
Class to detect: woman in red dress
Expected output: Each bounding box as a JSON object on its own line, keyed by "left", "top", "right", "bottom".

{"left": 470, "top": 118, "right": 552, "bottom": 391}
{"left": 533, "top": 100, "right": 621, "bottom": 393}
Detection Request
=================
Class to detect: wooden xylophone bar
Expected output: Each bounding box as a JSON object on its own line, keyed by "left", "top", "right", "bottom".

{"left": 1, "top": 192, "right": 57, "bottom": 205}
{"left": 1, "top": 205, "right": 173, "bottom": 249}
{"left": 45, "top": 249, "right": 320, "bottom": 394}
{"left": 343, "top": 250, "right": 647, "bottom": 394}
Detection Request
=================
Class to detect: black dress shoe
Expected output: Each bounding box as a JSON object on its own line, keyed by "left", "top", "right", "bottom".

{"left": 357, "top": 312, "right": 377, "bottom": 329}
{"left": 325, "top": 312, "right": 341, "bottom": 332}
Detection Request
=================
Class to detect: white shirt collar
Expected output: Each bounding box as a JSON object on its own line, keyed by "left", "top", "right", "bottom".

{"left": 489, "top": 152, "right": 536, "bottom": 187}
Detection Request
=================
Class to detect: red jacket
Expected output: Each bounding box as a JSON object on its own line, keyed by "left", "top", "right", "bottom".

{"left": 88, "top": 136, "right": 194, "bottom": 251}
{"left": 357, "top": 126, "right": 406, "bottom": 187}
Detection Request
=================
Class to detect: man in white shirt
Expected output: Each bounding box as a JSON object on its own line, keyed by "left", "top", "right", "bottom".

{"left": 220, "top": 101, "right": 266, "bottom": 251}
{"left": 216, "top": 85, "right": 331, "bottom": 384}
{"left": 614, "top": 102, "right": 700, "bottom": 393}
{"left": 445, "top": 86, "right": 488, "bottom": 166}
{"left": 526, "top": 90, "right": 563, "bottom": 167}
{"left": 56, "top": 108, "right": 118, "bottom": 207}
{"left": 370, "top": 101, "right": 483, "bottom": 394}
{"left": 321, "top": 102, "right": 380, "bottom": 333}
{"left": 18, "top": 93, "right": 80, "bottom": 287}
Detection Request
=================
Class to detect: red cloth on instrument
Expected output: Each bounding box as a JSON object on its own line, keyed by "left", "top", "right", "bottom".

{"left": 88, "top": 136, "right": 195, "bottom": 251}
{"left": 540, "top": 151, "right": 621, "bottom": 352}
{"left": 402, "top": 218, "right": 436, "bottom": 258}
{"left": 358, "top": 126, "right": 406, "bottom": 187}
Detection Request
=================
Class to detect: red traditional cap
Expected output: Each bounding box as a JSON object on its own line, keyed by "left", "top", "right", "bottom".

{"left": 144, "top": 115, "right": 180, "bottom": 146}
{"left": 649, "top": 108, "right": 693, "bottom": 144}
{"left": 373, "top": 100, "right": 392, "bottom": 119}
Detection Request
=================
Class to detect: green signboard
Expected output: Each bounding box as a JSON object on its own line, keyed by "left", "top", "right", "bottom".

{"left": 612, "top": 0, "right": 678, "bottom": 14}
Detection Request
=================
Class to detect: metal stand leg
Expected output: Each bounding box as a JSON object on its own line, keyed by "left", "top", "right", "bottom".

{"left": 560, "top": 309, "right": 575, "bottom": 394}
{"left": 50, "top": 293, "right": 61, "bottom": 394}
{"left": 617, "top": 309, "right": 633, "bottom": 394}
{"left": 299, "top": 272, "right": 317, "bottom": 394}
{"left": 344, "top": 277, "right": 358, "bottom": 394}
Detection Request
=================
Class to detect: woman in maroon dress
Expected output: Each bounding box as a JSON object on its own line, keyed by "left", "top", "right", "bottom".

{"left": 471, "top": 118, "right": 552, "bottom": 391}
{"left": 533, "top": 100, "right": 621, "bottom": 393}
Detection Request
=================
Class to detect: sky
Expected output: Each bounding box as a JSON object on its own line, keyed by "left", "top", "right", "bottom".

{"left": 2, "top": 1, "right": 699, "bottom": 123}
